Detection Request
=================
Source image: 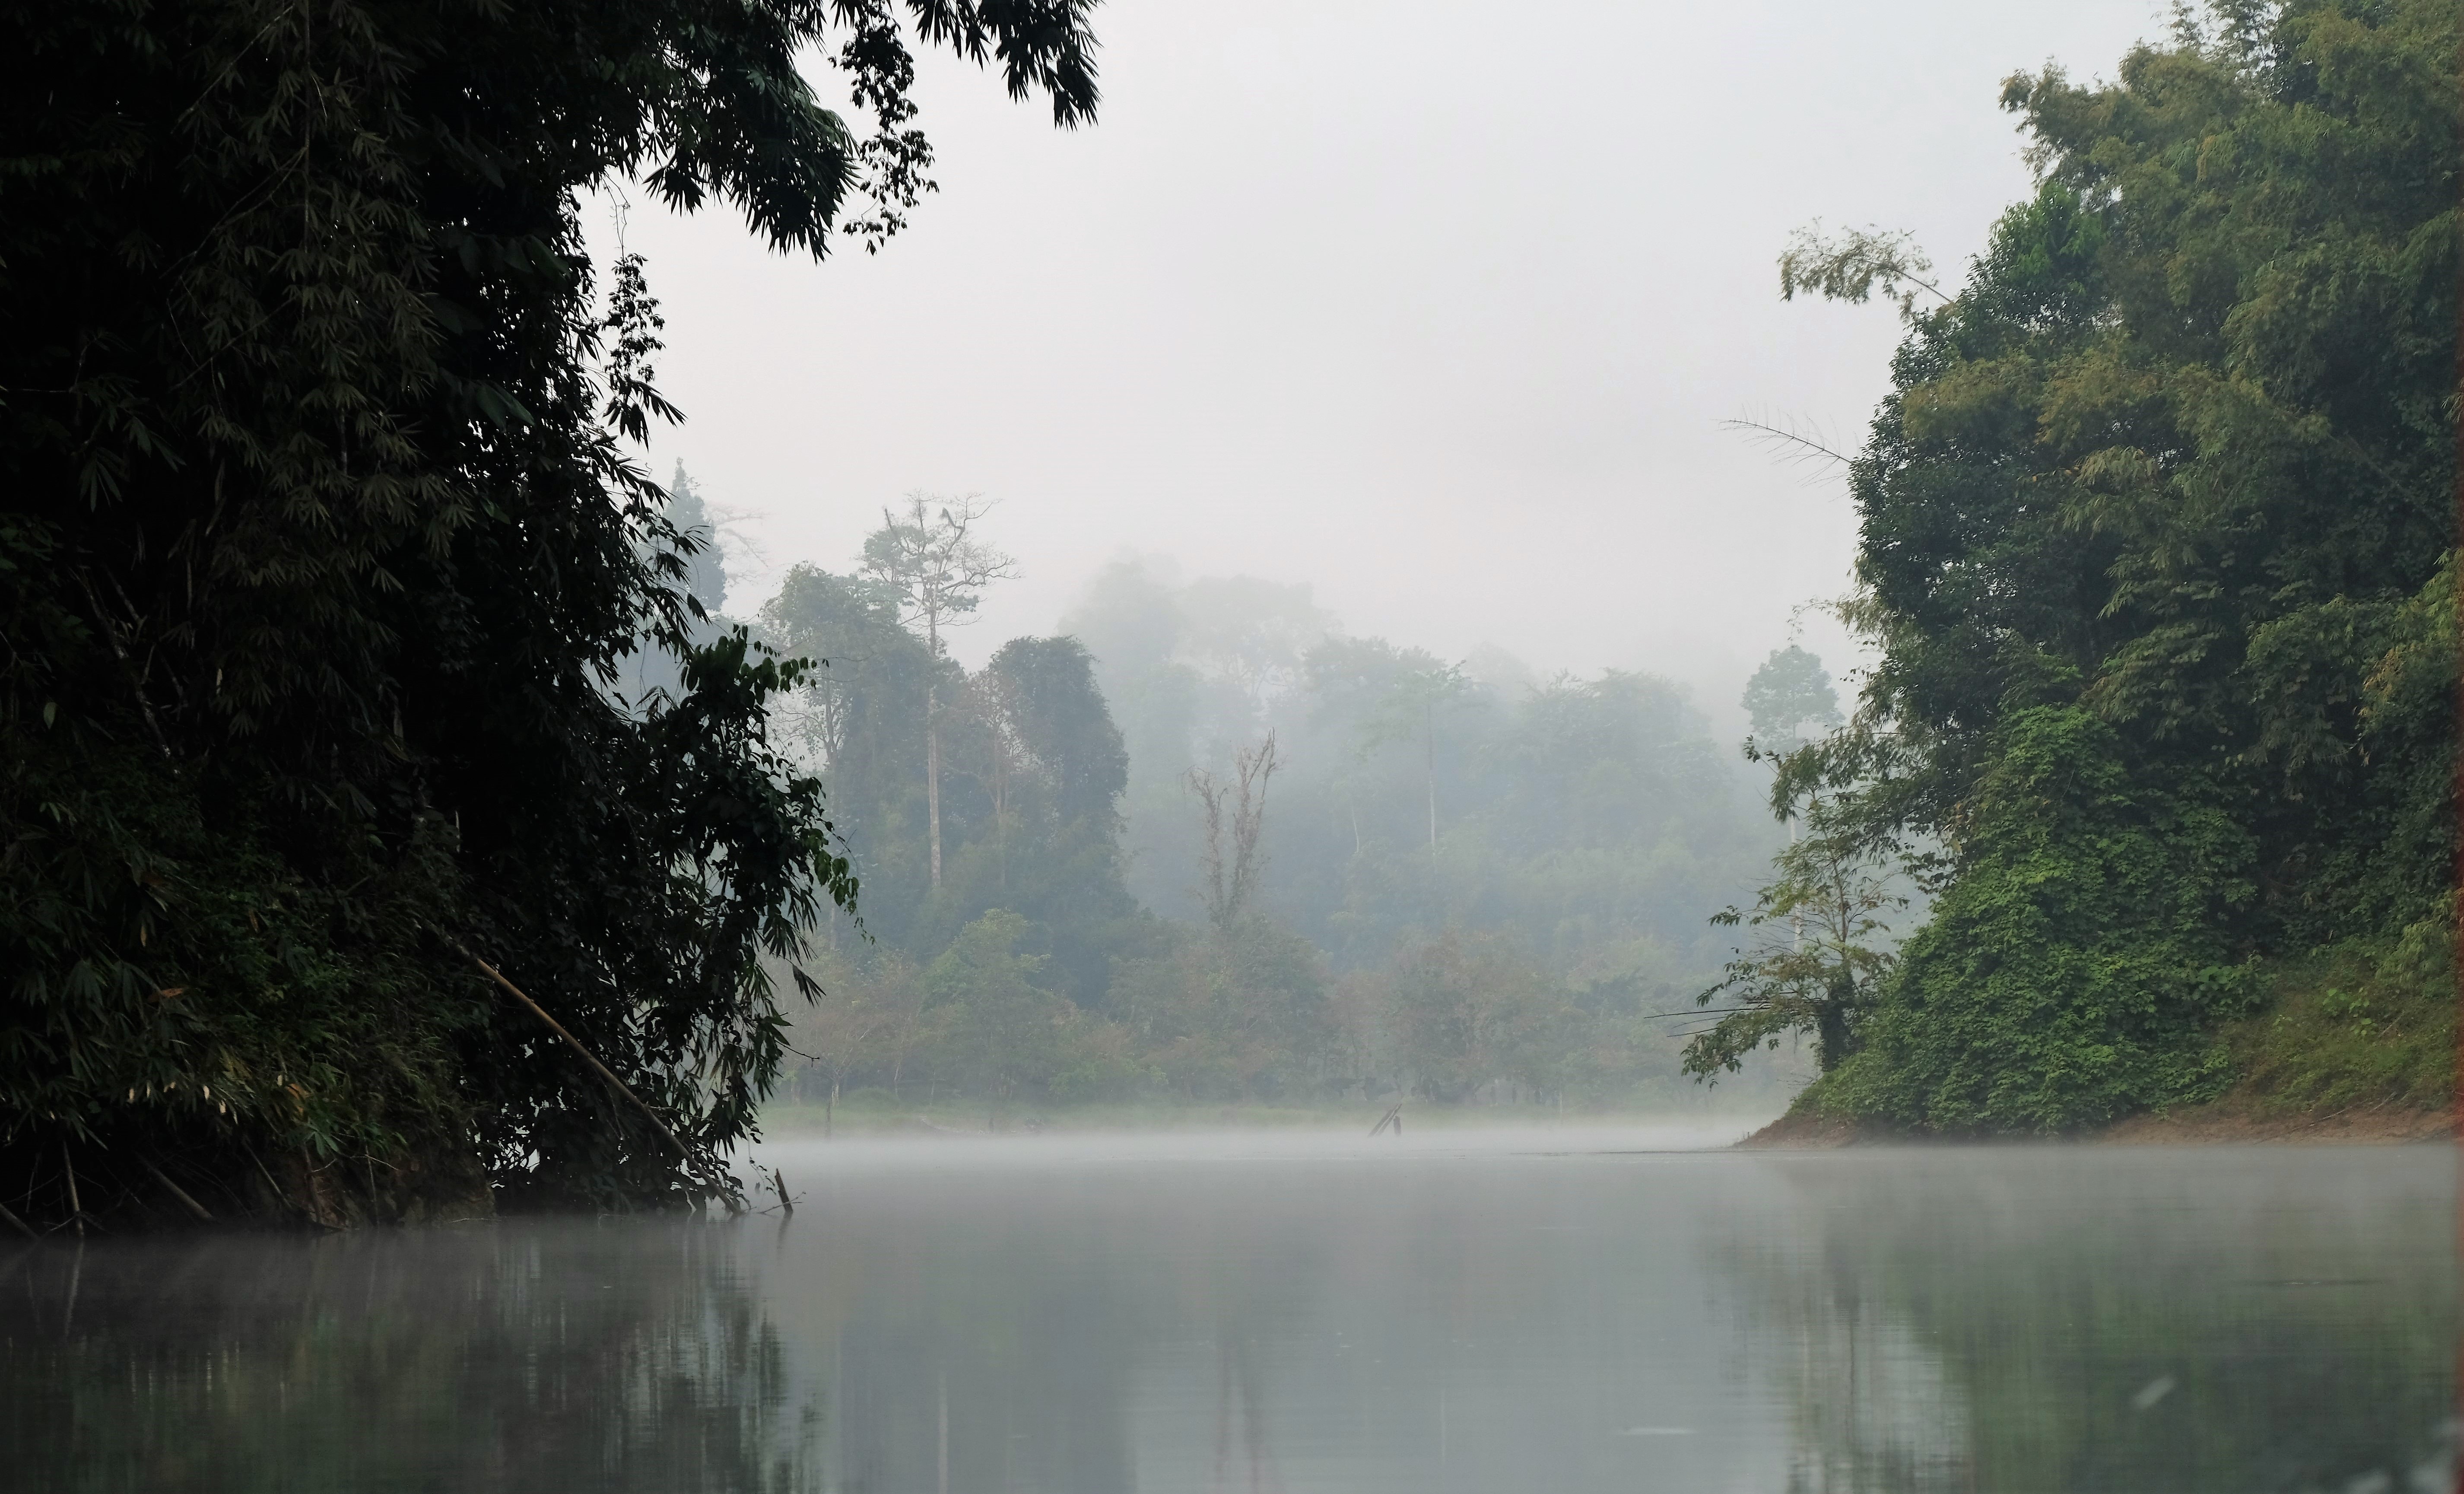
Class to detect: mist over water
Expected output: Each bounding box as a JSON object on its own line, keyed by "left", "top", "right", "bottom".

{"left": 8, "top": 1136, "right": 2451, "bottom": 1492}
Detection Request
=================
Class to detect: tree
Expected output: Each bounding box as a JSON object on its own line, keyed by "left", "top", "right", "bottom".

{"left": 926, "top": 911, "right": 1070, "bottom": 1115}
{"left": 1778, "top": 222, "right": 1949, "bottom": 321}
{"left": 781, "top": 944, "right": 884, "bottom": 1138}
{"left": 1384, "top": 931, "right": 1570, "bottom": 1103}
{"left": 1684, "top": 760, "right": 1908, "bottom": 1079}
{"left": 1740, "top": 646, "right": 1841, "bottom": 759}
{"left": 1367, "top": 662, "right": 1470, "bottom": 860}
{"left": 866, "top": 953, "right": 937, "bottom": 1102}
{"left": 623, "top": 464, "right": 733, "bottom": 709}
{"left": 1188, "top": 735, "right": 1280, "bottom": 932}
{"left": 761, "top": 563, "right": 941, "bottom": 958}
{"left": 864, "top": 495, "right": 1018, "bottom": 890}
{"left": 1756, "top": 0, "right": 2457, "bottom": 1130}
{"left": 665, "top": 464, "right": 731, "bottom": 621}
{"left": 0, "top": 0, "right": 1098, "bottom": 1221}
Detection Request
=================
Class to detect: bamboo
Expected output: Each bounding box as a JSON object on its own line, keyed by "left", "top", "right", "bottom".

{"left": 61, "top": 1144, "right": 82, "bottom": 1237}
{"left": 443, "top": 935, "right": 692, "bottom": 1161}
{"left": 142, "top": 1160, "right": 215, "bottom": 1223}
{"left": 0, "top": 1201, "right": 33, "bottom": 1240}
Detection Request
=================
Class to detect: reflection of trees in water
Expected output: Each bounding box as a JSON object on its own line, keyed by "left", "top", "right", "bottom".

{"left": 792, "top": 1173, "right": 1333, "bottom": 1494}
{"left": 1765, "top": 1276, "right": 1972, "bottom": 1493}
{"left": 1721, "top": 1154, "right": 2456, "bottom": 1494}
{"left": 0, "top": 1222, "right": 820, "bottom": 1493}
{"left": 807, "top": 1201, "right": 1146, "bottom": 1494}
{"left": 1207, "top": 1334, "right": 1289, "bottom": 1494}
{"left": 1718, "top": 1224, "right": 1973, "bottom": 1493}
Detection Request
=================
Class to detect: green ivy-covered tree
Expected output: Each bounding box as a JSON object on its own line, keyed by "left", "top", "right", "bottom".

{"left": 0, "top": 0, "right": 1099, "bottom": 1223}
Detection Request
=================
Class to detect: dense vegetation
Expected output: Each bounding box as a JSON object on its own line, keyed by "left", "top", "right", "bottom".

{"left": 746, "top": 538, "right": 1794, "bottom": 1120}
{"left": 0, "top": 0, "right": 1097, "bottom": 1225}
{"left": 1691, "top": 0, "right": 2457, "bottom": 1132}
{"left": 8, "top": 0, "right": 2440, "bottom": 1235}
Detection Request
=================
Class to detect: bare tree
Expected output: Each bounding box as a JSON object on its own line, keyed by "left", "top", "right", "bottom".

{"left": 862, "top": 493, "right": 1017, "bottom": 888}
{"left": 1187, "top": 733, "right": 1279, "bottom": 931}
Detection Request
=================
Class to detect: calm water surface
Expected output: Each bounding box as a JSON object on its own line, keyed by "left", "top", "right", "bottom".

{"left": 3, "top": 1128, "right": 2453, "bottom": 1493}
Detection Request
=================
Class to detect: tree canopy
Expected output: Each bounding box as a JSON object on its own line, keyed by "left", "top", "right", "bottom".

{"left": 1762, "top": 0, "right": 2456, "bottom": 1132}
{"left": 1, "top": 0, "right": 1099, "bottom": 1222}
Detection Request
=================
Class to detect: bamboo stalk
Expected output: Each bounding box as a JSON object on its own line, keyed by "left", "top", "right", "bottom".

{"left": 438, "top": 932, "right": 692, "bottom": 1161}
{"left": 142, "top": 1160, "right": 215, "bottom": 1223}
{"left": 0, "top": 1202, "right": 34, "bottom": 1240}
{"left": 61, "top": 1144, "right": 82, "bottom": 1237}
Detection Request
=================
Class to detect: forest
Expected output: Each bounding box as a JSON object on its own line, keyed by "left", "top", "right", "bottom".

{"left": 1692, "top": 0, "right": 2458, "bottom": 1134}
{"left": 741, "top": 0, "right": 2458, "bottom": 1136}
{"left": 0, "top": 0, "right": 2451, "bottom": 1233}
{"left": 737, "top": 495, "right": 1805, "bottom": 1121}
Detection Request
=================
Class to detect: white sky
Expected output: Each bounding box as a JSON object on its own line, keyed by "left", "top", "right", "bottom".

{"left": 612, "top": 0, "right": 2170, "bottom": 735}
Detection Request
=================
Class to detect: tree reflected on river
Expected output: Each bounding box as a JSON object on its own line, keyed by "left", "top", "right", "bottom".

{"left": 2, "top": 1138, "right": 2451, "bottom": 1493}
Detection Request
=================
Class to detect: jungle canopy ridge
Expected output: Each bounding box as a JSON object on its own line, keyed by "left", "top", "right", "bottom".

{"left": 0, "top": 0, "right": 1099, "bottom": 1227}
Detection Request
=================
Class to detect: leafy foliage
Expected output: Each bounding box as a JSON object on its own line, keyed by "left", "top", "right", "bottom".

{"left": 1686, "top": 766, "right": 1908, "bottom": 1080}
{"left": 0, "top": 0, "right": 1096, "bottom": 1221}
{"left": 1763, "top": 0, "right": 2455, "bottom": 1131}
{"left": 1819, "top": 709, "right": 2260, "bottom": 1131}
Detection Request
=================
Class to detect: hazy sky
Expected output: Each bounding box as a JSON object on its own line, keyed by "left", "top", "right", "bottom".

{"left": 613, "top": 0, "right": 2169, "bottom": 732}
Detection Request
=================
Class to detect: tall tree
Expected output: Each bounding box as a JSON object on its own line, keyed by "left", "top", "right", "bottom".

{"left": 1368, "top": 662, "right": 1470, "bottom": 860}
{"left": 1740, "top": 646, "right": 1841, "bottom": 759}
{"left": 863, "top": 495, "right": 1017, "bottom": 889}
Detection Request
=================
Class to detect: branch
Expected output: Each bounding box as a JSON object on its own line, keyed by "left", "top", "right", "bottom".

{"left": 1721, "top": 415, "right": 1856, "bottom": 470}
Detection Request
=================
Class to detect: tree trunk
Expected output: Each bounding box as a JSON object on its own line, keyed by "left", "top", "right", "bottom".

{"left": 926, "top": 681, "right": 943, "bottom": 889}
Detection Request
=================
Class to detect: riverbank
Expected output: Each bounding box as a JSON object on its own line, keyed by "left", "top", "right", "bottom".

{"left": 759, "top": 1095, "right": 1789, "bottom": 1139}
{"left": 1738, "top": 1101, "right": 2453, "bottom": 1148}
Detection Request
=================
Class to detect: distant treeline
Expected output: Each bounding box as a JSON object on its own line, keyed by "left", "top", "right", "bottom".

{"left": 738, "top": 523, "right": 1796, "bottom": 1116}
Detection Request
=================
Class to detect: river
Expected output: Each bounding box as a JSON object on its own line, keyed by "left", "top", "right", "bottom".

{"left": 3, "top": 1127, "right": 2452, "bottom": 1492}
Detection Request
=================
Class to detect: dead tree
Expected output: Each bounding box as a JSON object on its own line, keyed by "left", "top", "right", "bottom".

{"left": 1188, "top": 733, "right": 1279, "bottom": 931}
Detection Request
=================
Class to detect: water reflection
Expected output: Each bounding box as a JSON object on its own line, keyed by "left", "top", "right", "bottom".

{"left": 0, "top": 1133, "right": 2451, "bottom": 1493}
{"left": 1, "top": 1222, "right": 819, "bottom": 1493}
{"left": 1731, "top": 1148, "right": 2459, "bottom": 1494}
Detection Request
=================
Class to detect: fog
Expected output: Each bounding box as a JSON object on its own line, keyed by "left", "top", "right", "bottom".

{"left": 610, "top": 0, "right": 2171, "bottom": 730}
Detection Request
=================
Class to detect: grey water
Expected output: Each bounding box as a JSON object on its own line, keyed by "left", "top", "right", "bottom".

{"left": 1, "top": 1129, "right": 2452, "bottom": 1493}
